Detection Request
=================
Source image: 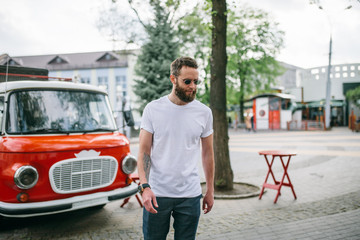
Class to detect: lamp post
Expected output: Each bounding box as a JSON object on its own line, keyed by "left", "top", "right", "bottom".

{"left": 318, "top": 4, "right": 352, "bottom": 129}
{"left": 324, "top": 31, "right": 332, "bottom": 130}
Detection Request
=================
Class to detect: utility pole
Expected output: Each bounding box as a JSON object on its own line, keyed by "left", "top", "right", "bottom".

{"left": 316, "top": 4, "right": 352, "bottom": 129}
{"left": 325, "top": 35, "right": 332, "bottom": 129}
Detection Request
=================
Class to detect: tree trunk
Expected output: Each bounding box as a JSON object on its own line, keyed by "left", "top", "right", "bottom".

{"left": 210, "top": 0, "right": 233, "bottom": 190}
{"left": 239, "top": 71, "right": 246, "bottom": 124}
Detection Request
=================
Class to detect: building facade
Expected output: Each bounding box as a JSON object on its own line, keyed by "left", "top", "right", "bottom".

{"left": 1, "top": 50, "right": 141, "bottom": 135}
{"left": 2, "top": 51, "right": 359, "bottom": 128}
{"left": 3, "top": 50, "right": 141, "bottom": 118}
{"left": 283, "top": 63, "right": 360, "bottom": 126}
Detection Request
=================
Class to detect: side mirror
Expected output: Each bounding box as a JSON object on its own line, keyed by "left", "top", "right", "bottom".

{"left": 123, "top": 110, "right": 134, "bottom": 127}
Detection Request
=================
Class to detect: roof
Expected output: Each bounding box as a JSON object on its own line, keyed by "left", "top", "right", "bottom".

{"left": 0, "top": 80, "right": 107, "bottom": 94}
{"left": 0, "top": 65, "right": 50, "bottom": 82}
{"left": 278, "top": 61, "right": 305, "bottom": 70}
{"left": 9, "top": 51, "right": 132, "bottom": 71}
{"left": 305, "top": 99, "right": 345, "bottom": 108}
{"left": 0, "top": 54, "right": 10, "bottom": 65}
{"left": 0, "top": 65, "right": 48, "bottom": 75}
{"left": 248, "top": 93, "right": 296, "bottom": 101}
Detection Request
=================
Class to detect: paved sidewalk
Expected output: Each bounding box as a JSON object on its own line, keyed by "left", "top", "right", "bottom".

{"left": 200, "top": 209, "right": 360, "bottom": 240}
{"left": 194, "top": 127, "right": 360, "bottom": 240}
{"left": 1, "top": 127, "right": 359, "bottom": 240}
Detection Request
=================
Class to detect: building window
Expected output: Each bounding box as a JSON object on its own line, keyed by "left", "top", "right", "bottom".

{"left": 116, "top": 76, "right": 127, "bottom": 96}
{"left": 343, "top": 72, "right": 348, "bottom": 78}
{"left": 321, "top": 68, "right": 326, "bottom": 73}
{"left": 98, "top": 76, "right": 108, "bottom": 91}
{"left": 350, "top": 72, "right": 355, "bottom": 77}
{"left": 81, "top": 77, "right": 90, "bottom": 84}
{"left": 48, "top": 56, "right": 68, "bottom": 64}
{"left": 335, "top": 73, "right": 340, "bottom": 78}
{"left": 335, "top": 66, "right": 340, "bottom": 72}
{"left": 8, "top": 59, "right": 19, "bottom": 66}
{"left": 311, "top": 69, "right": 319, "bottom": 74}
{"left": 350, "top": 66, "right": 355, "bottom": 71}
{"left": 342, "top": 66, "right": 348, "bottom": 71}
{"left": 315, "top": 75, "right": 319, "bottom": 80}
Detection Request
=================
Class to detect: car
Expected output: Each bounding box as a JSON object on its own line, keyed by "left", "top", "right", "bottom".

{"left": 0, "top": 80, "right": 138, "bottom": 218}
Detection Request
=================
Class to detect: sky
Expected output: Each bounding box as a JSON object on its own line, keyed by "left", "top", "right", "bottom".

{"left": 1, "top": 0, "right": 359, "bottom": 69}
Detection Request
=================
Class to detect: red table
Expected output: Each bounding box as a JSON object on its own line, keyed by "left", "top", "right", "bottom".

{"left": 258, "top": 150, "right": 297, "bottom": 203}
{"left": 120, "top": 173, "right": 143, "bottom": 208}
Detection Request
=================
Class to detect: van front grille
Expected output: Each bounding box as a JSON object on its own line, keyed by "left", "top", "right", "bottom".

{"left": 50, "top": 157, "right": 118, "bottom": 194}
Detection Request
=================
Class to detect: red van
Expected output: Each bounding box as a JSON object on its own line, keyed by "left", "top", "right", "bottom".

{"left": 0, "top": 80, "right": 138, "bottom": 217}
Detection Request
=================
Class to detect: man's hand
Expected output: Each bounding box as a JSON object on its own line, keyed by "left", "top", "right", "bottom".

{"left": 202, "top": 191, "right": 214, "bottom": 214}
{"left": 142, "top": 188, "right": 158, "bottom": 214}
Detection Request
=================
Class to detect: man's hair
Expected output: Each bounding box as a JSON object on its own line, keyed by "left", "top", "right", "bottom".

{"left": 171, "top": 57, "right": 198, "bottom": 77}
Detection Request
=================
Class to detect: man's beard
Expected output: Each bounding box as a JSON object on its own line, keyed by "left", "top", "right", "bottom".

{"left": 175, "top": 81, "right": 197, "bottom": 103}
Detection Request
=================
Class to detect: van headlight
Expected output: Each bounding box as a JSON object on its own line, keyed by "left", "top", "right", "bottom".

{"left": 14, "top": 166, "right": 39, "bottom": 189}
{"left": 122, "top": 155, "right": 137, "bottom": 174}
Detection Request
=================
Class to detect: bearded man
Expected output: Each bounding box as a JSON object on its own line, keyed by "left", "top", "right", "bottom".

{"left": 137, "top": 56, "right": 215, "bottom": 240}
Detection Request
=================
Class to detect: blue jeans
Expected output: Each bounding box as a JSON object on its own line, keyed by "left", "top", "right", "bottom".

{"left": 143, "top": 195, "right": 202, "bottom": 240}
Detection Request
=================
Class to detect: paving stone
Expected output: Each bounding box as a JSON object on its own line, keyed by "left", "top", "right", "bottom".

{"left": 1, "top": 128, "right": 360, "bottom": 240}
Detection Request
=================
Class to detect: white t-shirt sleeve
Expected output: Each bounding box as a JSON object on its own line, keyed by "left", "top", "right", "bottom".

{"left": 201, "top": 108, "right": 213, "bottom": 138}
{"left": 140, "top": 104, "right": 154, "bottom": 134}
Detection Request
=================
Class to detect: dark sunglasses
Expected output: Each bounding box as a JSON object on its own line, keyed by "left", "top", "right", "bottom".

{"left": 183, "top": 79, "right": 201, "bottom": 85}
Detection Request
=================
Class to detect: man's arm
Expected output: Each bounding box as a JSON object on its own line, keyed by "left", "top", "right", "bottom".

{"left": 201, "top": 134, "right": 215, "bottom": 214}
{"left": 137, "top": 129, "right": 158, "bottom": 213}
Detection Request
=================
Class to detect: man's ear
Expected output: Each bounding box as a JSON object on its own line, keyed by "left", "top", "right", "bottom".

{"left": 170, "top": 75, "right": 176, "bottom": 84}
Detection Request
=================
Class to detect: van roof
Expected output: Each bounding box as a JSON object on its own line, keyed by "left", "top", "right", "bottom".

{"left": 0, "top": 80, "right": 107, "bottom": 94}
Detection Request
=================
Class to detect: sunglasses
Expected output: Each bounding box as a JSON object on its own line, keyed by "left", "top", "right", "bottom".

{"left": 183, "top": 79, "right": 201, "bottom": 85}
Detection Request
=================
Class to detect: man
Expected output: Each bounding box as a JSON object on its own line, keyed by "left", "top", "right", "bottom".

{"left": 137, "top": 56, "right": 215, "bottom": 240}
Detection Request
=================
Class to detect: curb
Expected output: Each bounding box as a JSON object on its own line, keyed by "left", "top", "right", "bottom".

{"left": 202, "top": 182, "right": 262, "bottom": 200}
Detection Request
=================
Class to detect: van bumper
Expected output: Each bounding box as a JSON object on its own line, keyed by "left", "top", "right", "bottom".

{"left": 0, "top": 182, "right": 138, "bottom": 218}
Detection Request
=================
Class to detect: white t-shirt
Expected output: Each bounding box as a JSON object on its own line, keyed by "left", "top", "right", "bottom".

{"left": 141, "top": 95, "right": 213, "bottom": 198}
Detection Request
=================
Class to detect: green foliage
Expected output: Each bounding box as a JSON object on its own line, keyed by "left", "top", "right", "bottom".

{"left": 179, "top": 3, "right": 285, "bottom": 113}
{"left": 102, "top": 1, "right": 284, "bottom": 114}
{"left": 226, "top": 5, "right": 284, "bottom": 122}
{"left": 177, "top": 3, "right": 212, "bottom": 105}
{"left": 226, "top": 6, "right": 284, "bottom": 97}
{"left": 132, "top": 1, "right": 179, "bottom": 113}
{"left": 346, "top": 86, "right": 360, "bottom": 107}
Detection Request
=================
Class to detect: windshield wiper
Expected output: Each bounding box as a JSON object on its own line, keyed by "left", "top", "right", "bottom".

{"left": 25, "top": 128, "right": 70, "bottom": 134}
{"left": 81, "top": 128, "right": 116, "bottom": 133}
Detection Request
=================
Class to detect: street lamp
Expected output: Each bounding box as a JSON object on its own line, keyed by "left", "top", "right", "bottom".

{"left": 318, "top": 4, "right": 352, "bottom": 129}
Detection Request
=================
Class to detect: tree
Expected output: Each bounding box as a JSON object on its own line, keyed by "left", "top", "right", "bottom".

{"left": 210, "top": 0, "right": 233, "bottom": 190}
{"left": 131, "top": 1, "right": 179, "bottom": 112}
{"left": 179, "top": 4, "right": 284, "bottom": 117}
{"left": 179, "top": 2, "right": 283, "bottom": 190}
{"left": 100, "top": 0, "right": 185, "bottom": 113}
{"left": 177, "top": 4, "right": 212, "bottom": 105}
{"left": 346, "top": 86, "right": 360, "bottom": 107}
{"left": 226, "top": 6, "right": 284, "bottom": 123}
{"left": 97, "top": 2, "right": 145, "bottom": 50}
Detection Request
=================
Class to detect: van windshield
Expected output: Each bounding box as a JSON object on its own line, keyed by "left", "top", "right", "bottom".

{"left": 6, "top": 90, "right": 117, "bottom": 134}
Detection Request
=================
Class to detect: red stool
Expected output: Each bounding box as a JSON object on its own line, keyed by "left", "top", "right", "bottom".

{"left": 258, "top": 150, "right": 297, "bottom": 203}
{"left": 121, "top": 173, "right": 143, "bottom": 208}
